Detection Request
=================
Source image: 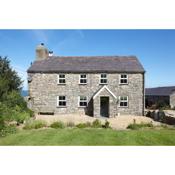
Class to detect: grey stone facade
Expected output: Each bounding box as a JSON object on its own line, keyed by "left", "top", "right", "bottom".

{"left": 170, "top": 91, "right": 175, "bottom": 108}
{"left": 28, "top": 72, "right": 145, "bottom": 117}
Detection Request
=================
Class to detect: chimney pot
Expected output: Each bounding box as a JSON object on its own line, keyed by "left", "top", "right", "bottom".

{"left": 49, "top": 51, "right": 53, "bottom": 56}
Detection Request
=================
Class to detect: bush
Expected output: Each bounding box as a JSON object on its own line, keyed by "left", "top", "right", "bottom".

{"left": 50, "top": 121, "right": 65, "bottom": 129}
{"left": 15, "top": 112, "right": 30, "bottom": 124}
{"left": 76, "top": 122, "right": 91, "bottom": 128}
{"left": 66, "top": 121, "right": 75, "bottom": 127}
{"left": 0, "top": 124, "right": 17, "bottom": 137}
{"left": 92, "top": 119, "right": 102, "bottom": 128}
{"left": 3, "top": 91, "right": 28, "bottom": 110}
{"left": 23, "top": 120, "right": 47, "bottom": 130}
{"left": 127, "top": 122, "right": 153, "bottom": 130}
{"left": 102, "top": 120, "right": 110, "bottom": 128}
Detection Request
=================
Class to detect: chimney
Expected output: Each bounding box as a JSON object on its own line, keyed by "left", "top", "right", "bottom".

{"left": 36, "top": 43, "right": 49, "bottom": 61}
{"left": 49, "top": 51, "right": 53, "bottom": 57}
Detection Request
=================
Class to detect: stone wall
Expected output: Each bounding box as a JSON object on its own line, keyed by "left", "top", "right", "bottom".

{"left": 170, "top": 91, "right": 175, "bottom": 108}
{"left": 28, "top": 72, "right": 144, "bottom": 116}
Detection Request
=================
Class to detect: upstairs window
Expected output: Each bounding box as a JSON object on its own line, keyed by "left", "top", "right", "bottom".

{"left": 57, "top": 96, "right": 66, "bottom": 107}
{"left": 100, "top": 74, "right": 107, "bottom": 84}
{"left": 119, "top": 96, "right": 128, "bottom": 107}
{"left": 58, "top": 74, "right": 66, "bottom": 84}
{"left": 78, "top": 96, "right": 88, "bottom": 107}
{"left": 79, "top": 74, "right": 87, "bottom": 84}
{"left": 120, "top": 74, "right": 128, "bottom": 84}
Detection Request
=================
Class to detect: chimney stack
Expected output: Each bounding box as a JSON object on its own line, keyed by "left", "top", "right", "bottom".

{"left": 36, "top": 43, "right": 49, "bottom": 61}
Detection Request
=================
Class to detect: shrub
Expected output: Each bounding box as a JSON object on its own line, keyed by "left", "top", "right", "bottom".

{"left": 23, "top": 120, "right": 47, "bottom": 130}
{"left": 15, "top": 112, "right": 30, "bottom": 124}
{"left": 50, "top": 121, "right": 65, "bottom": 129}
{"left": 92, "top": 119, "right": 102, "bottom": 128}
{"left": 0, "top": 124, "right": 17, "bottom": 137}
{"left": 76, "top": 122, "right": 91, "bottom": 128}
{"left": 102, "top": 120, "right": 110, "bottom": 128}
{"left": 127, "top": 122, "right": 153, "bottom": 130}
{"left": 66, "top": 121, "right": 75, "bottom": 127}
{"left": 3, "top": 91, "right": 28, "bottom": 110}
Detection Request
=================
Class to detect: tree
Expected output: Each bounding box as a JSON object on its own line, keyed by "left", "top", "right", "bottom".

{"left": 0, "top": 56, "right": 27, "bottom": 134}
{"left": 0, "top": 56, "right": 23, "bottom": 100}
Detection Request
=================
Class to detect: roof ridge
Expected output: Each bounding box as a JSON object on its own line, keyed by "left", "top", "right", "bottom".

{"left": 49, "top": 55, "right": 137, "bottom": 58}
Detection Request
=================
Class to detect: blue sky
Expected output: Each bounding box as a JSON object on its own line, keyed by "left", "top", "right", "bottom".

{"left": 0, "top": 29, "right": 175, "bottom": 90}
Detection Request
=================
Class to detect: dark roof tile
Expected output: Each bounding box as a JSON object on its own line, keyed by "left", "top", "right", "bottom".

{"left": 146, "top": 86, "right": 175, "bottom": 96}
{"left": 27, "top": 56, "right": 145, "bottom": 73}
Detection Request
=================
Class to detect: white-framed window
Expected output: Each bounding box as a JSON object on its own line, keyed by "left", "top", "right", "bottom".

{"left": 79, "top": 74, "right": 87, "bottom": 84}
{"left": 57, "top": 96, "right": 66, "bottom": 107}
{"left": 100, "top": 73, "right": 107, "bottom": 84}
{"left": 78, "top": 96, "right": 88, "bottom": 107}
{"left": 58, "top": 74, "right": 66, "bottom": 84}
{"left": 119, "top": 96, "right": 128, "bottom": 107}
{"left": 120, "top": 74, "right": 128, "bottom": 84}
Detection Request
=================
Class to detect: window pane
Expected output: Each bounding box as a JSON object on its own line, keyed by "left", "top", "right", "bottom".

{"left": 121, "top": 74, "right": 127, "bottom": 78}
{"left": 80, "top": 79, "right": 87, "bottom": 84}
{"left": 59, "top": 74, "right": 65, "bottom": 78}
{"left": 121, "top": 79, "right": 127, "bottom": 84}
{"left": 80, "top": 102, "right": 87, "bottom": 106}
{"left": 80, "top": 96, "right": 87, "bottom": 100}
{"left": 59, "top": 96, "right": 65, "bottom": 100}
{"left": 101, "top": 74, "right": 107, "bottom": 78}
{"left": 120, "top": 102, "right": 127, "bottom": 107}
{"left": 124, "top": 97, "right": 127, "bottom": 100}
{"left": 101, "top": 79, "right": 107, "bottom": 84}
{"left": 59, "top": 79, "right": 66, "bottom": 84}
{"left": 124, "top": 102, "right": 128, "bottom": 106}
{"left": 59, "top": 101, "right": 66, "bottom": 106}
{"left": 80, "top": 74, "right": 86, "bottom": 78}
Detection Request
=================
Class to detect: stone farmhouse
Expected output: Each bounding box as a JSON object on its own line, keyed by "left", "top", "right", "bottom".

{"left": 27, "top": 43, "right": 145, "bottom": 118}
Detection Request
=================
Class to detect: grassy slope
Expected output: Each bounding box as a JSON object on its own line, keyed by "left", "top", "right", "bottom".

{"left": 1, "top": 128, "right": 175, "bottom": 145}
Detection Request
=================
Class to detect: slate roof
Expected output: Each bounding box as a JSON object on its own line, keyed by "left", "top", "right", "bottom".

{"left": 146, "top": 86, "right": 175, "bottom": 96}
{"left": 27, "top": 56, "right": 145, "bottom": 73}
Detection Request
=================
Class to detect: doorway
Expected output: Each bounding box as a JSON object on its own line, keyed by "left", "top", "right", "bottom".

{"left": 100, "top": 96, "right": 109, "bottom": 117}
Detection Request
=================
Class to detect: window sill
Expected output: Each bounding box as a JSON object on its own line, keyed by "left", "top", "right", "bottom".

{"left": 78, "top": 106, "right": 87, "bottom": 108}
{"left": 118, "top": 106, "right": 128, "bottom": 108}
{"left": 56, "top": 106, "right": 67, "bottom": 108}
{"left": 79, "top": 83, "right": 87, "bottom": 85}
{"left": 99, "top": 83, "right": 108, "bottom": 85}
{"left": 119, "top": 83, "right": 128, "bottom": 85}
{"left": 57, "top": 83, "right": 66, "bottom": 85}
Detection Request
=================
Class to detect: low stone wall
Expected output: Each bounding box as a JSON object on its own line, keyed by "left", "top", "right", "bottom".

{"left": 146, "top": 110, "right": 175, "bottom": 125}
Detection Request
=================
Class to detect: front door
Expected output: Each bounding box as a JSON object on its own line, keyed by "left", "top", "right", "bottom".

{"left": 100, "top": 97, "right": 109, "bottom": 117}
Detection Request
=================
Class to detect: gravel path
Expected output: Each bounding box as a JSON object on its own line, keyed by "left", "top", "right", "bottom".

{"left": 36, "top": 114, "right": 160, "bottom": 130}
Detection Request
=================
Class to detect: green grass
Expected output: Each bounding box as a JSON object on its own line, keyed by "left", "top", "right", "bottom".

{"left": 1, "top": 128, "right": 175, "bottom": 145}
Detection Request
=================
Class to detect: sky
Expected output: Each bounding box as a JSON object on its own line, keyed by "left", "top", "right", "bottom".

{"left": 0, "top": 29, "right": 175, "bottom": 90}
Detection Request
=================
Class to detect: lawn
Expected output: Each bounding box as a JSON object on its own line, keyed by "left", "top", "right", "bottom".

{"left": 1, "top": 128, "right": 175, "bottom": 145}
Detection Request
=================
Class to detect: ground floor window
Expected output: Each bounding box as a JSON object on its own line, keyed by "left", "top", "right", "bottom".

{"left": 57, "top": 96, "right": 66, "bottom": 107}
{"left": 119, "top": 96, "right": 128, "bottom": 107}
{"left": 78, "top": 96, "right": 88, "bottom": 107}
